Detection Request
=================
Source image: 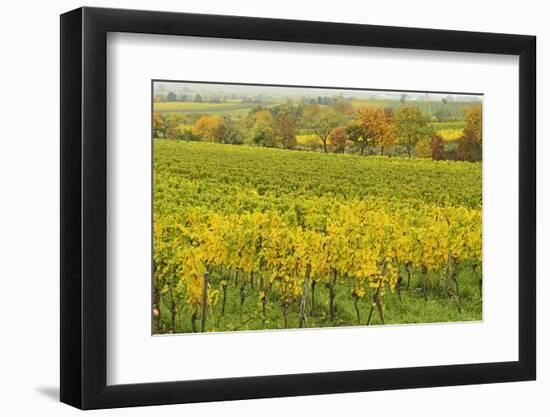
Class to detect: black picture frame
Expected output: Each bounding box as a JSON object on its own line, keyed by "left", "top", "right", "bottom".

{"left": 60, "top": 6, "right": 536, "bottom": 410}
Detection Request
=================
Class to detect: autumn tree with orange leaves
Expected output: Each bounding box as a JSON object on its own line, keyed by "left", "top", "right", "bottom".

{"left": 273, "top": 109, "right": 298, "bottom": 150}
{"left": 193, "top": 115, "right": 243, "bottom": 144}
{"left": 457, "top": 106, "right": 482, "bottom": 161}
{"left": 153, "top": 112, "right": 167, "bottom": 138}
{"left": 329, "top": 126, "right": 348, "bottom": 153}
{"left": 355, "top": 106, "right": 394, "bottom": 155}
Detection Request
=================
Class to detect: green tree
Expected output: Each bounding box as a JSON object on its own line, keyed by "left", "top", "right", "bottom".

{"left": 193, "top": 115, "right": 242, "bottom": 144}
{"left": 305, "top": 105, "right": 343, "bottom": 153}
{"left": 250, "top": 110, "right": 276, "bottom": 147}
{"left": 346, "top": 123, "right": 366, "bottom": 155}
{"left": 167, "top": 91, "right": 177, "bottom": 101}
{"left": 164, "top": 113, "right": 186, "bottom": 138}
{"left": 393, "top": 106, "right": 432, "bottom": 157}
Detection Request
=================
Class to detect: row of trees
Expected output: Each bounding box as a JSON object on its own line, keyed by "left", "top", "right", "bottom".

{"left": 154, "top": 92, "right": 217, "bottom": 103}
{"left": 153, "top": 102, "right": 482, "bottom": 161}
{"left": 154, "top": 91, "right": 350, "bottom": 106}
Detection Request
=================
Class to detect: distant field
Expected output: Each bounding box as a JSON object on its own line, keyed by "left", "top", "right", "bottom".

{"left": 429, "top": 121, "right": 466, "bottom": 130}
{"left": 430, "top": 121, "right": 465, "bottom": 142}
{"left": 437, "top": 129, "right": 463, "bottom": 141}
{"left": 296, "top": 133, "right": 320, "bottom": 147}
{"left": 154, "top": 101, "right": 252, "bottom": 118}
{"left": 350, "top": 99, "right": 394, "bottom": 109}
{"left": 351, "top": 99, "right": 479, "bottom": 119}
{"left": 156, "top": 101, "right": 476, "bottom": 124}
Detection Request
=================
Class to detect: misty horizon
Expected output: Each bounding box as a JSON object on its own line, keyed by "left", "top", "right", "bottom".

{"left": 153, "top": 80, "right": 482, "bottom": 103}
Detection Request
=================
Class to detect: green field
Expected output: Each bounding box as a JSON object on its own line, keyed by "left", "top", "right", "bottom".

{"left": 350, "top": 99, "right": 479, "bottom": 119}
{"left": 154, "top": 101, "right": 252, "bottom": 118}
{"left": 153, "top": 140, "right": 482, "bottom": 334}
{"left": 429, "top": 121, "right": 466, "bottom": 130}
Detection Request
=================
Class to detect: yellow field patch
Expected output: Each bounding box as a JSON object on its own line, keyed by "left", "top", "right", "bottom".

{"left": 437, "top": 128, "right": 463, "bottom": 141}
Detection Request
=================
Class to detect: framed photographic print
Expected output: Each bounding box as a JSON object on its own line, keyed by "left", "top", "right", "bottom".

{"left": 60, "top": 6, "right": 536, "bottom": 409}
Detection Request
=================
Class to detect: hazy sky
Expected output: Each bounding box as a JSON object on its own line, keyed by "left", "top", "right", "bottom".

{"left": 153, "top": 81, "right": 482, "bottom": 102}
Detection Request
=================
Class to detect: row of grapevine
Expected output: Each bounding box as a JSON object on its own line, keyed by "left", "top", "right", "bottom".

{"left": 154, "top": 197, "right": 481, "bottom": 331}
{"left": 153, "top": 140, "right": 482, "bottom": 332}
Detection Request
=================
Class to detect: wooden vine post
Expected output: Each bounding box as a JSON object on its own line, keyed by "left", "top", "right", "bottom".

{"left": 328, "top": 269, "right": 338, "bottom": 322}
{"left": 367, "top": 261, "right": 386, "bottom": 325}
{"left": 200, "top": 271, "right": 209, "bottom": 332}
{"left": 451, "top": 257, "right": 462, "bottom": 313}
{"left": 444, "top": 250, "right": 452, "bottom": 298}
{"left": 298, "top": 264, "right": 311, "bottom": 328}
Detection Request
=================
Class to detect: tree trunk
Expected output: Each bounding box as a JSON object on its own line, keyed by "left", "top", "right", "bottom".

{"left": 299, "top": 264, "right": 311, "bottom": 328}
{"left": 367, "top": 262, "right": 386, "bottom": 325}
{"left": 328, "top": 269, "right": 337, "bottom": 321}
{"left": 171, "top": 300, "right": 177, "bottom": 332}
{"left": 422, "top": 266, "right": 428, "bottom": 302}
{"left": 473, "top": 263, "right": 482, "bottom": 298}
{"left": 240, "top": 283, "right": 246, "bottom": 308}
{"left": 444, "top": 250, "right": 452, "bottom": 298}
{"left": 376, "top": 297, "right": 385, "bottom": 324}
{"left": 452, "top": 259, "right": 461, "bottom": 313}
{"left": 153, "top": 288, "right": 161, "bottom": 332}
{"left": 311, "top": 280, "right": 316, "bottom": 316}
{"left": 191, "top": 311, "right": 198, "bottom": 333}
{"left": 367, "top": 278, "right": 383, "bottom": 325}
{"left": 396, "top": 268, "right": 402, "bottom": 302}
{"left": 322, "top": 139, "right": 328, "bottom": 153}
{"left": 353, "top": 296, "right": 361, "bottom": 323}
{"left": 221, "top": 283, "right": 227, "bottom": 315}
{"left": 169, "top": 288, "right": 177, "bottom": 332}
{"left": 200, "top": 272, "right": 209, "bottom": 332}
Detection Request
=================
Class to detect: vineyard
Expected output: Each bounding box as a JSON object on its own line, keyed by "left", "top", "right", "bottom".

{"left": 153, "top": 140, "right": 482, "bottom": 333}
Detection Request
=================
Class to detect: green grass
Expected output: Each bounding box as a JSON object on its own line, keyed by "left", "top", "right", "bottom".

{"left": 156, "top": 263, "right": 482, "bottom": 334}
